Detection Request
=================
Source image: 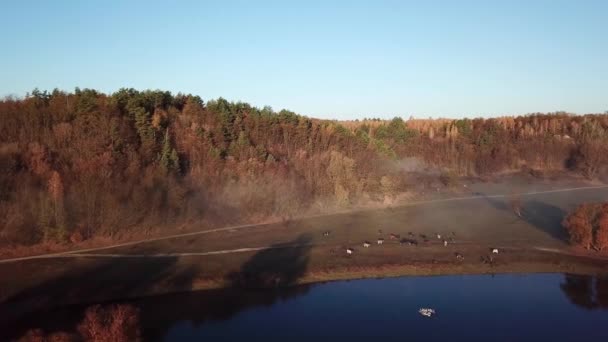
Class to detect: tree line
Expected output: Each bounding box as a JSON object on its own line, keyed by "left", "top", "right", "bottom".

{"left": 563, "top": 203, "right": 608, "bottom": 250}
{"left": 1, "top": 88, "right": 608, "bottom": 247}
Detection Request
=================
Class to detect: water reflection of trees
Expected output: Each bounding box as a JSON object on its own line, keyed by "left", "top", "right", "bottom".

{"left": 138, "top": 233, "right": 314, "bottom": 340}
{"left": 560, "top": 274, "right": 608, "bottom": 310}
{"left": 138, "top": 283, "right": 312, "bottom": 341}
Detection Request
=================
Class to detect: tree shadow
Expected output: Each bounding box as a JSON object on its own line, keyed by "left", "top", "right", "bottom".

{"left": 519, "top": 200, "right": 567, "bottom": 241}
{"left": 1, "top": 233, "right": 314, "bottom": 341}
{"left": 480, "top": 194, "right": 567, "bottom": 242}
{"left": 226, "top": 233, "right": 313, "bottom": 288}
{"left": 0, "top": 256, "right": 197, "bottom": 339}
{"left": 136, "top": 283, "right": 313, "bottom": 341}
{"left": 481, "top": 194, "right": 510, "bottom": 212}
{"left": 560, "top": 274, "right": 608, "bottom": 310}
{"left": 3, "top": 281, "right": 314, "bottom": 342}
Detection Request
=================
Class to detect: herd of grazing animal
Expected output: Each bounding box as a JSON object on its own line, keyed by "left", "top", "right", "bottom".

{"left": 338, "top": 228, "right": 458, "bottom": 255}
{"left": 326, "top": 228, "right": 503, "bottom": 264}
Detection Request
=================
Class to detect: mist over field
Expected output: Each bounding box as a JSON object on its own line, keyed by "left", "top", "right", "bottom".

{"left": 2, "top": 1, "right": 608, "bottom": 340}
{"left": 1, "top": 89, "right": 607, "bottom": 253}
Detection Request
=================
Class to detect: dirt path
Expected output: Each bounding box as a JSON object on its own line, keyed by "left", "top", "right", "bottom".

{"left": 1, "top": 184, "right": 607, "bottom": 264}
{"left": 10, "top": 243, "right": 604, "bottom": 264}
{"left": 62, "top": 244, "right": 319, "bottom": 258}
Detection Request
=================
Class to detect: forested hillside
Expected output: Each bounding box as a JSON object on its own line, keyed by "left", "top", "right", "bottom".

{"left": 1, "top": 88, "right": 607, "bottom": 247}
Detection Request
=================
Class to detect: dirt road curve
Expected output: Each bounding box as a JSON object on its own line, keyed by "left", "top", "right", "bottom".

{"left": 1, "top": 185, "right": 607, "bottom": 264}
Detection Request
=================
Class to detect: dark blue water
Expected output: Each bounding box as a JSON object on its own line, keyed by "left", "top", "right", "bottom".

{"left": 161, "top": 274, "right": 608, "bottom": 342}
{"left": 4, "top": 273, "right": 608, "bottom": 341}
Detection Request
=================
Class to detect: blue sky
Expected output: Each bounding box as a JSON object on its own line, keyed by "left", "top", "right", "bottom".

{"left": 1, "top": 0, "right": 606, "bottom": 119}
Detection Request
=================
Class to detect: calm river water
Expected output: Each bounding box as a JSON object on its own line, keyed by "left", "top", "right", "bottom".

{"left": 3, "top": 273, "right": 608, "bottom": 341}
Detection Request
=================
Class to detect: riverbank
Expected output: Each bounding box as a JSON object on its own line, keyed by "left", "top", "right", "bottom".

{"left": 2, "top": 243, "right": 607, "bottom": 317}
{"left": 2, "top": 176, "right": 608, "bottom": 323}
{"left": 176, "top": 245, "right": 608, "bottom": 290}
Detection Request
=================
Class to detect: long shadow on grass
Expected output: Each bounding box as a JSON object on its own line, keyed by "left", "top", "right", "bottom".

{"left": 3, "top": 278, "right": 314, "bottom": 342}
{"left": 226, "top": 233, "right": 313, "bottom": 288}
{"left": 481, "top": 194, "right": 567, "bottom": 242}
{"left": 136, "top": 233, "right": 314, "bottom": 340}
{"left": 519, "top": 200, "right": 567, "bottom": 241}
{"left": 1, "top": 234, "right": 314, "bottom": 341}
{"left": 0, "top": 255, "right": 199, "bottom": 340}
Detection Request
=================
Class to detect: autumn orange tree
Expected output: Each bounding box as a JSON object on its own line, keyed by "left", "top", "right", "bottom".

{"left": 78, "top": 304, "right": 141, "bottom": 342}
{"left": 18, "top": 304, "right": 140, "bottom": 342}
{"left": 563, "top": 203, "right": 608, "bottom": 250}
{"left": 596, "top": 204, "right": 608, "bottom": 251}
{"left": 1, "top": 88, "right": 608, "bottom": 249}
{"left": 563, "top": 204, "right": 594, "bottom": 249}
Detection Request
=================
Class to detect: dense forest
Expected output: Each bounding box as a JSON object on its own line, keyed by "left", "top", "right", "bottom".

{"left": 1, "top": 88, "right": 608, "bottom": 248}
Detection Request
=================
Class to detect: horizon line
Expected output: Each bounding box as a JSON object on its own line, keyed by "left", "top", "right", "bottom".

{"left": 2, "top": 87, "right": 606, "bottom": 122}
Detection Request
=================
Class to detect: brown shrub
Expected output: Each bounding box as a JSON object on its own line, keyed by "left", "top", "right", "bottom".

{"left": 77, "top": 304, "right": 141, "bottom": 342}
{"left": 69, "top": 231, "right": 83, "bottom": 244}
{"left": 18, "top": 329, "right": 76, "bottom": 342}
{"left": 18, "top": 329, "right": 45, "bottom": 342}
{"left": 439, "top": 171, "right": 458, "bottom": 187}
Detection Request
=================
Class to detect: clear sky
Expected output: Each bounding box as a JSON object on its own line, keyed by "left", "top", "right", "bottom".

{"left": 1, "top": 0, "right": 606, "bottom": 119}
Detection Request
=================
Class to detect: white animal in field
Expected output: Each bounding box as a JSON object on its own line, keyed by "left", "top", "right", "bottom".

{"left": 436, "top": 234, "right": 441, "bottom": 239}
{"left": 346, "top": 248, "right": 354, "bottom": 255}
{"left": 492, "top": 248, "right": 499, "bottom": 254}
{"left": 455, "top": 252, "right": 464, "bottom": 260}
{"left": 443, "top": 240, "right": 448, "bottom": 247}
{"left": 363, "top": 242, "right": 371, "bottom": 248}
{"left": 377, "top": 238, "right": 384, "bottom": 245}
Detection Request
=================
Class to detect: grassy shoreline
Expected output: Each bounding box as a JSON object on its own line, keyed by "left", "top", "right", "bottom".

{"left": 1, "top": 247, "right": 607, "bottom": 328}
{"left": 3, "top": 176, "right": 608, "bottom": 321}
{"left": 187, "top": 256, "right": 608, "bottom": 292}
